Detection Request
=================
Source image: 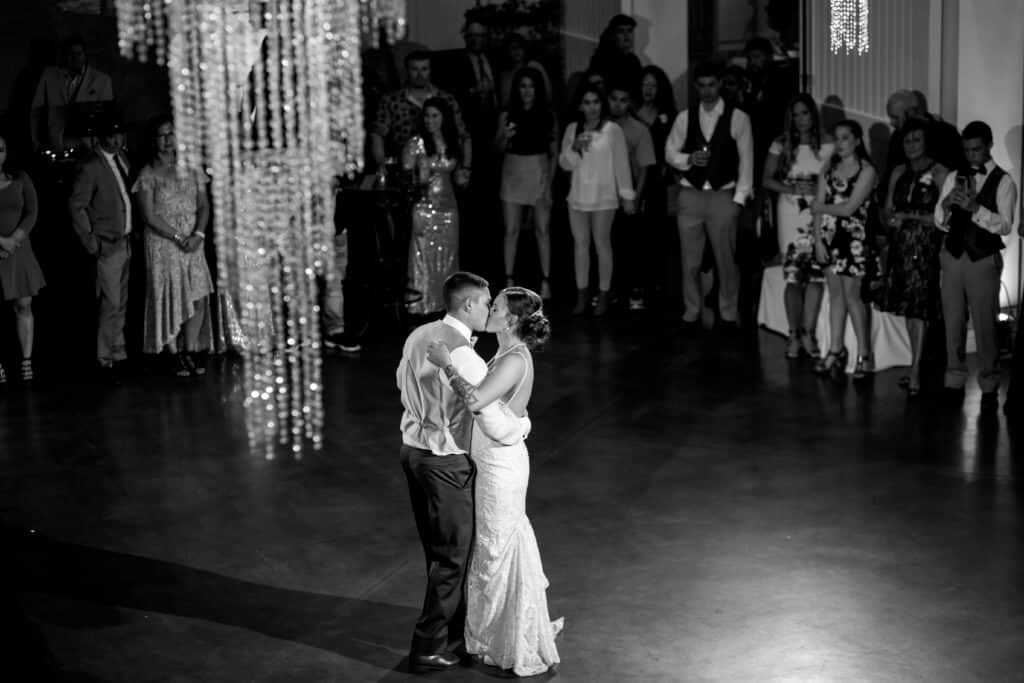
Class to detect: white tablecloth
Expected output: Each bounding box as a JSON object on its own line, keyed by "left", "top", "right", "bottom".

{"left": 756, "top": 265, "right": 913, "bottom": 373}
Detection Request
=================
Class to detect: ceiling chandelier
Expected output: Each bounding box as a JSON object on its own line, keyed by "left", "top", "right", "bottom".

{"left": 829, "top": 0, "right": 870, "bottom": 55}
{"left": 114, "top": 0, "right": 405, "bottom": 457}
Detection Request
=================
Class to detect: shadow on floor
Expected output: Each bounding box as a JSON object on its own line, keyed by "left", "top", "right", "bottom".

{"left": 9, "top": 525, "right": 418, "bottom": 673}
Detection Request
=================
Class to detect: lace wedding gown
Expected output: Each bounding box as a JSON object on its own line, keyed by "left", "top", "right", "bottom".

{"left": 466, "top": 345, "right": 563, "bottom": 676}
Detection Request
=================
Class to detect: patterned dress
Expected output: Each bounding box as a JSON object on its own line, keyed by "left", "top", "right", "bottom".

{"left": 777, "top": 142, "right": 834, "bottom": 284}
{"left": 880, "top": 163, "right": 943, "bottom": 320}
{"left": 403, "top": 136, "right": 459, "bottom": 315}
{"left": 820, "top": 160, "right": 876, "bottom": 280}
{"left": 132, "top": 165, "right": 214, "bottom": 353}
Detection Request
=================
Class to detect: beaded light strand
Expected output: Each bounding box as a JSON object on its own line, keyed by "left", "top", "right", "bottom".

{"left": 114, "top": 0, "right": 406, "bottom": 457}
{"left": 829, "top": 0, "right": 870, "bottom": 55}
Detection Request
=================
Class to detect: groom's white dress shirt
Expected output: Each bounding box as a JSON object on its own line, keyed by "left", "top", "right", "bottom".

{"left": 398, "top": 315, "right": 487, "bottom": 456}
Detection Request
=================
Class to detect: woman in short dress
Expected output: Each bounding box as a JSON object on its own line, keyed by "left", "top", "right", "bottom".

{"left": 496, "top": 67, "right": 558, "bottom": 299}
{"left": 811, "top": 119, "right": 878, "bottom": 378}
{"left": 0, "top": 132, "right": 45, "bottom": 383}
{"left": 761, "top": 94, "right": 833, "bottom": 358}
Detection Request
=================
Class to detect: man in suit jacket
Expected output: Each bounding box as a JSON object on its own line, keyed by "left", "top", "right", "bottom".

{"left": 30, "top": 35, "right": 114, "bottom": 153}
{"left": 68, "top": 115, "right": 133, "bottom": 371}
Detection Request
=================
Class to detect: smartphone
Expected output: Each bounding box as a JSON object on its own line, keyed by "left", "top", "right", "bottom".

{"left": 955, "top": 175, "right": 968, "bottom": 192}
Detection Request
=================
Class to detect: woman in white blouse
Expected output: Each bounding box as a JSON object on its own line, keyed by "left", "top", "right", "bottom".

{"left": 559, "top": 85, "right": 636, "bottom": 316}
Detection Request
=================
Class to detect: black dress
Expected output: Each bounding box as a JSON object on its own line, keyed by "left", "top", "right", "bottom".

{"left": 880, "top": 163, "right": 943, "bottom": 320}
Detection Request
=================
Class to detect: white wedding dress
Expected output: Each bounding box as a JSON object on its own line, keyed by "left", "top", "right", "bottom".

{"left": 466, "top": 345, "right": 563, "bottom": 676}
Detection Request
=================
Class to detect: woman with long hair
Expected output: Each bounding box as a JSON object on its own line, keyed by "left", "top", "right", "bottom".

{"left": 497, "top": 33, "right": 552, "bottom": 109}
{"left": 403, "top": 96, "right": 467, "bottom": 315}
{"left": 879, "top": 119, "right": 948, "bottom": 396}
{"left": 425, "top": 287, "right": 561, "bottom": 676}
{"left": 811, "top": 119, "right": 878, "bottom": 378}
{"left": 133, "top": 114, "right": 214, "bottom": 376}
{"left": 496, "top": 67, "right": 558, "bottom": 300}
{"left": 0, "top": 132, "right": 44, "bottom": 383}
{"left": 762, "top": 93, "right": 834, "bottom": 358}
{"left": 635, "top": 65, "right": 677, "bottom": 307}
{"left": 558, "top": 84, "right": 636, "bottom": 316}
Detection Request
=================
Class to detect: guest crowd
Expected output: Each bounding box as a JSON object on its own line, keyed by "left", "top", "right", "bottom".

{"left": 1, "top": 16, "right": 1021, "bottom": 413}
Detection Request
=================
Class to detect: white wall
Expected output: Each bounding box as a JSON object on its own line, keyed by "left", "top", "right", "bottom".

{"left": 956, "top": 0, "right": 1024, "bottom": 305}
{"left": 623, "top": 0, "right": 689, "bottom": 109}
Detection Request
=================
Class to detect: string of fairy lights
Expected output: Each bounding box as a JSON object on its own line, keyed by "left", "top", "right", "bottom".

{"left": 829, "top": 0, "right": 870, "bottom": 55}
{"left": 113, "top": 0, "right": 406, "bottom": 457}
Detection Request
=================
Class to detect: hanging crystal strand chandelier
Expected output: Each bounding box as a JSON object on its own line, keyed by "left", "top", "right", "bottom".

{"left": 114, "top": 0, "right": 406, "bottom": 457}
{"left": 829, "top": 0, "right": 870, "bottom": 55}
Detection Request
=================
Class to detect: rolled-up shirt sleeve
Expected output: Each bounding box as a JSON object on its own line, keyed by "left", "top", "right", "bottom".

{"left": 664, "top": 111, "right": 690, "bottom": 172}
{"left": 732, "top": 109, "right": 754, "bottom": 205}
{"left": 933, "top": 173, "right": 956, "bottom": 232}
{"left": 973, "top": 175, "right": 1017, "bottom": 236}
{"left": 442, "top": 345, "right": 487, "bottom": 387}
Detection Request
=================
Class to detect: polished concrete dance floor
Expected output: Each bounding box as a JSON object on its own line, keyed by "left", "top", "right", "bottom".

{"left": 3, "top": 315, "right": 1023, "bottom": 682}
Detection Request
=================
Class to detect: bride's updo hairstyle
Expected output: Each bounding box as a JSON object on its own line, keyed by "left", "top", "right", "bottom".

{"left": 503, "top": 287, "right": 551, "bottom": 351}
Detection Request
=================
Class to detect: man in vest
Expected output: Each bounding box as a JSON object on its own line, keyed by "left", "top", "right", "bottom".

{"left": 665, "top": 60, "right": 754, "bottom": 332}
{"left": 934, "top": 121, "right": 1018, "bottom": 409}
{"left": 396, "top": 271, "right": 523, "bottom": 673}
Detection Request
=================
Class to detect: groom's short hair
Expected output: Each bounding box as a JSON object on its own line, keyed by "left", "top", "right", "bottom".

{"left": 444, "top": 271, "right": 490, "bottom": 311}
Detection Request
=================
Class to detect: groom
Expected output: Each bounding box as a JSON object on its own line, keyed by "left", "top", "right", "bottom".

{"left": 396, "top": 271, "right": 492, "bottom": 673}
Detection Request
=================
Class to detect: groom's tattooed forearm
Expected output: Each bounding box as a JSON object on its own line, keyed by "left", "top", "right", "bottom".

{"left": 444, "top": 364, "right": 479, "bottom": 407}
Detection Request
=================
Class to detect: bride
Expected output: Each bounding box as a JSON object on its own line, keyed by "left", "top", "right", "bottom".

{"left": 426, "top": 286, "right": 562, "bottom": 676}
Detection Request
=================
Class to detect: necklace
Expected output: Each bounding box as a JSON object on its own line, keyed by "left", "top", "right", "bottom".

{"left": 495, "top": 342, "right": 526, "bottom": 358}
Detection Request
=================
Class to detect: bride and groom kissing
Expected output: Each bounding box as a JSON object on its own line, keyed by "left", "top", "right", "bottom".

{"left": 397, "top": 271, "right": 563, "bottom": 676}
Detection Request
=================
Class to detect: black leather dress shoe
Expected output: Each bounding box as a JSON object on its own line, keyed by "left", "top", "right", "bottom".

{"left": 409, "top": 651, "right": 460, "bottom": 673}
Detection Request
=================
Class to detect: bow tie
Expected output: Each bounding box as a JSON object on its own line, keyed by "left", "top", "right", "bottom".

{"left": 969, "top": 166, "right": 986, "bottom": 176}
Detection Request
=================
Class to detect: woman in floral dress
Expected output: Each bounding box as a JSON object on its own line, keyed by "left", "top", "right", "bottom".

{"left": 811, "top": 119, "right": 877, "bottom": 378}
{"left": 762, "top": 93, "right": 833, "bottom": 359}
{"left": 879, "top": 119, "right": 948, "bottom": 396}
{"left": 133, "top": 115, "right": 214, "bottom": 376}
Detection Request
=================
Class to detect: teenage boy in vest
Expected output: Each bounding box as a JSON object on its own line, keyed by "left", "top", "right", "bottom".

{"left": 665, "top": 60, "right": 753, "bottom": 332}
{"left": 934, "top": 121, "right": 1018, "bottom": 409}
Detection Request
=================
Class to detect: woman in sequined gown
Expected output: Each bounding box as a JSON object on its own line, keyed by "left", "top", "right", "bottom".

{"left": 880, "top": 119, "right": 948, "bottom": 395}
{"left": 811, "top": 119, "right": 877, "bottom": 378}
{"left": 133, "top": 115, "right": 214, "bottom": 376}
{"left": 426, "top": 287, "right": 562, "bottom": 677}
{"left": 403, "top": 97, "right": 466, "bottom": 316}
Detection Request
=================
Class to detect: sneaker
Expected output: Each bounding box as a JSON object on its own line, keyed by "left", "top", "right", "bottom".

{"left": 628, "top": 296, "right": 645, "bottom": 311}
{"left": 324, "top": 332, "right": 362, "bottom": 353}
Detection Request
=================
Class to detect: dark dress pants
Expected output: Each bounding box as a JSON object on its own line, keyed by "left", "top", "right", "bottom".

{"left": 401, "top": 445, "right": 476, "bottom": 656}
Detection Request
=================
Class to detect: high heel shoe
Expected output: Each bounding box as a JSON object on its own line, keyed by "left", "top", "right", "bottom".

{"left": 800, "top": 329, "right": 820, "bottom": 358}
{"left": 785, "top": 330, "right": 802, "bottom": 359}
{"left": 571, "top": 288, "right": 589, "bottom": 316}
{"left": 813, "top": 347, "right": 848, "bottom": 374}
{"left": 20, "top": 358, "right": 33, "bottom": 382}
{"left": 852, "top": 354, "right": 874, "bottom": 380}
{"left": 540, "top": 277, "right": 552, "bottom": 301}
